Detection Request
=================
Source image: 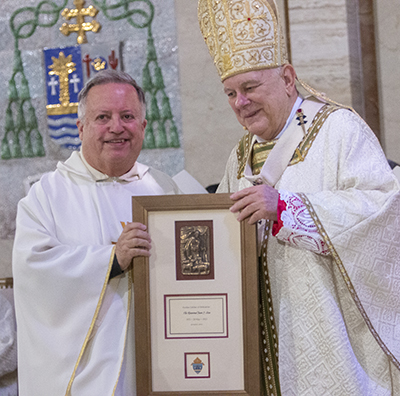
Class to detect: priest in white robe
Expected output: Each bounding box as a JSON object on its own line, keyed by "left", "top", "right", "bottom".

{"left": 198, "top": 0, "right": 400, "bottom": 395}
{"left": 12, "top": 70, "right": 180, "bottom": 396}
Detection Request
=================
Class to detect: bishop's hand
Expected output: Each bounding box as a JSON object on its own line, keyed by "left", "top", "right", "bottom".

{"left": 229, "top": 185, "right": 279, "bottom": 224}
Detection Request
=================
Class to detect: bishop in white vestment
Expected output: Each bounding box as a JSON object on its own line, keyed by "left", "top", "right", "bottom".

{"left": 198, "top": 0, "right": 400, "bottom": 394}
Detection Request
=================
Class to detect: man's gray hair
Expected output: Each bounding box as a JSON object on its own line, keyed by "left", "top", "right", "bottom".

{"left": 77, "top": 69, "right": 146, "bottom": 120}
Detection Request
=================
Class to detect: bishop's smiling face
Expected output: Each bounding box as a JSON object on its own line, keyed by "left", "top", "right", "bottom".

{"left": 223, "top": 66, "right": 297, "bottom": 141}
{"left": 77, "top": 83, "right": 147, "bottom": 177}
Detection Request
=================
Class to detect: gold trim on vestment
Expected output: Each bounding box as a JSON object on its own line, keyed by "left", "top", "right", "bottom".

{"left": 290, "top": 104, "right": 340, "bottom": 165}
{"left": 259, "top": 221, "right": 281, "bottom": 395}
{"left": 299, "top": 193, "right": 400, "bottom": 371}
{"left": 112, "top": 269, "right": 133, "bottom": 395}
{"left": 236, "top": 103, "right": 343, "bottom": 179}
{"left": 252, "top": 140, "right": 277, "bottom": 175}
{"left": 236, "top": 132, "right": 253, "bottom": 179}
{"left": 65, "top": 245, "right": 118, "bottom": 395}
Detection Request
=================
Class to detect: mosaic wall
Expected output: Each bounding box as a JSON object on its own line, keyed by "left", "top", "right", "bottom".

{"left": 0, "top": 0, "right": 184, "bottom": 245}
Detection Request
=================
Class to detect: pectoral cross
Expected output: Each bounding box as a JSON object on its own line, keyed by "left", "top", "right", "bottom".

{"left": 48, "top": 52, "right": 76, "bottom": 108}
{"left": 60, "top": 0, "right": 101, "bottom": 44}
{"left": 296, "top": 108, "right": 308, "bottom": 136}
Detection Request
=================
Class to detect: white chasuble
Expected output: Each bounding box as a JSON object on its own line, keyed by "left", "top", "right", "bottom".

{"left": 13, "top": 151, "right": 179, "bottom": 396}
{"left": 218, "top": 99, "right": 400, "bottom": 395}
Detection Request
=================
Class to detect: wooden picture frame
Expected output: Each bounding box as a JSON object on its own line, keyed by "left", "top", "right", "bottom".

{"left": 132, "top": 193, "right": 260, "bottom": 395}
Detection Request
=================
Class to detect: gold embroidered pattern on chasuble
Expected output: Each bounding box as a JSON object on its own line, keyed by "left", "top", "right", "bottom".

{"left": 300, "top": 193, "right": 400, "bottom": 370}
{"left": 236, "top": 103, "right": 343, "bottom": 179}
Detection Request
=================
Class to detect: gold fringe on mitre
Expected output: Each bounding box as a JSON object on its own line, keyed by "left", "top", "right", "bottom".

{"left": 198, "top": 0, "right": 288, "bottom": 81}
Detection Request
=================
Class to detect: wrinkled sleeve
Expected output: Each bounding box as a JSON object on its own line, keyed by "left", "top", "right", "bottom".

{"left": 301, "top": 111, "right": 399, "bottom": 241}
{"left": 274, "top": 110, "right": 399, "bottom": 255}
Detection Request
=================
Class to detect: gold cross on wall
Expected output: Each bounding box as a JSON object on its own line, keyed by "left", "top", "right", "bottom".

{"left": 233, "top": 0, "right": 266, "bottom": 39}
{"left": 60, "top": 0, "right": 101, "bottom": 44}
{"left": 48, "top": 52, "right": 76, "bottom": 107}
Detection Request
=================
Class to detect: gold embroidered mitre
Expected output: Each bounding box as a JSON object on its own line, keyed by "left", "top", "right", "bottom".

{"left": 198, "top": 0, "right": 288, "bottom": 81}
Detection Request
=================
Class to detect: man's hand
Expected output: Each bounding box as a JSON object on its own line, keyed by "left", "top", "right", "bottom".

{"left": 230, "top": 185, "right": 279, "bottom": 224}
{"left": 115, "top": 222, "right": 151, "bottom": 271}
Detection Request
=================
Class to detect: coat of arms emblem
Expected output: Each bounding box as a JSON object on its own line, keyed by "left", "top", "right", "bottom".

{"left": 191, "top": 357, "right": 204, "bottom": 374}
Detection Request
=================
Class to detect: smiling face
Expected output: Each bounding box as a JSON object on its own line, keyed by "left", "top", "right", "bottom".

{"left": 223, "top": 65, "right": 298, "bottom": 140}
{"left": 77, "top": 83, "right": 147, "bottom": 177}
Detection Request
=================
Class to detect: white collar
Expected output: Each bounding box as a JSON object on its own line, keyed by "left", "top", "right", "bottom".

{"left": 79, "top": 151, "right": 149, "bottom": 182}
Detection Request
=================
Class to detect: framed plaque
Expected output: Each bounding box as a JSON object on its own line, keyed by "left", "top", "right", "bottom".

{"left": 132, "top": 193, "right": 260, "bottom": 395}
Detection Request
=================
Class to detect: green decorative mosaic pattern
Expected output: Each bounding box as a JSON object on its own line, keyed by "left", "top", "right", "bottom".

{"left": 1, "top": 0, "right": 180, "bottom": 160}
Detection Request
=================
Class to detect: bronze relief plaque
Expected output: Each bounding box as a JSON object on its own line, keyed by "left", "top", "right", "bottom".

{"left": 175, "top": 220, "right": 214, "bottom": 281}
